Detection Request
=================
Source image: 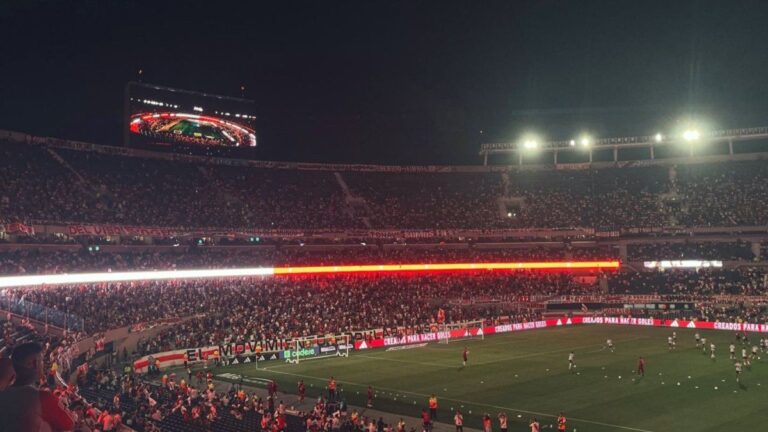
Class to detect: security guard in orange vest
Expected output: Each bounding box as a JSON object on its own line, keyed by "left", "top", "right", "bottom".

{"left": 557, "top": 412, "right": 566, "bottom": 431}
{"left": 429, "top": 395, "right": 438, "bottom": 420}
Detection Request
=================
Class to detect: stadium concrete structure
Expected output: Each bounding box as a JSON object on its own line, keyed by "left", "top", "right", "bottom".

{"left": 3, "top": 127, "right": 768, "bottom": 432}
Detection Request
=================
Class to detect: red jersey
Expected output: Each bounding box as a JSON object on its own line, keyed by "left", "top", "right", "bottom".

{"left": 422, "top": 412, "right": 431, "bottom": 424}
{"left": 557, "top": 416, "right": 566, "bottom": 431}
{"left": 638, "top": 359, "right": 646, "bottom": 369}
{"left": 529, "top": 421, "right": 540, "bottom": 432}
{"left": 368, "top": 388, "right": 373, "bottom": 400}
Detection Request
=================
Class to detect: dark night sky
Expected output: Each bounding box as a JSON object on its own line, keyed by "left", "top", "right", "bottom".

{"left": 1, "top": 0, "right": 768, "bottom": 164}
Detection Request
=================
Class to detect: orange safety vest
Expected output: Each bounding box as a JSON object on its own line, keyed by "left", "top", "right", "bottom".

{"left": 429, "top": 397, "right": 438, "bottom": 409}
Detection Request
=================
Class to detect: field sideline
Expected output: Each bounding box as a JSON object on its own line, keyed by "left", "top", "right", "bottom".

{"left": 215, "top": 325, "right": 768, "bottom": 432}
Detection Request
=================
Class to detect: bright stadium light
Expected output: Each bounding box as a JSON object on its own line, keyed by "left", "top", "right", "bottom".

{"left": 654, "top": 133, "right": 663, "bottom": 143}
{"left": 578, "top": 134, "right": 592, "bottom": 147}
{"left": 683, "top": 129, "right": 701, "bottom": 141}
{"left": 569, "top": 140, "right": 576, "bottom": 146}
{"left": 523, "top": 139, "right": 538, "bottom": 150}
{"left": 0, "top": 261, "right": 621, "bottom": 288}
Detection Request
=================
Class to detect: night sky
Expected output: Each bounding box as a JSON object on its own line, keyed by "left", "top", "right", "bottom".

{"left": 2, "top": 0, "right": 768, "bottom": 164}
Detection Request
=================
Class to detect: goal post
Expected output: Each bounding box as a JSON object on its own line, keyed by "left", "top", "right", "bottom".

{"left": 285, "top": 334, "right": 351, "bottom": 364}
{"left": 439, "top": 320, "right": 486, "bottom": 344}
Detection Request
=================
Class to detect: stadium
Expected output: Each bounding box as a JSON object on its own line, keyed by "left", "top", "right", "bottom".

{"left": 3, "top": 2, "right": 768, "bottom": 432}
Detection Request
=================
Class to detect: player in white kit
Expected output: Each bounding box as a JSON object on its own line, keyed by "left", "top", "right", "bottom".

{"left": 729, "top": 344, "right": 736, "bottom": 360}
{"left": 568, "top": 352, "right": 576, "bottom": 372}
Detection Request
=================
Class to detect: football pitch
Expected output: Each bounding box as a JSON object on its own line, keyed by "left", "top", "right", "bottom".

{"left": 216, "top": 325, "right": 768, "bottom": 432}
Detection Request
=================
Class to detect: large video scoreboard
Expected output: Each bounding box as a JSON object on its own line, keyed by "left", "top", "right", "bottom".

{"left": 125, "top": 82, "right": 257, "bottom": 155}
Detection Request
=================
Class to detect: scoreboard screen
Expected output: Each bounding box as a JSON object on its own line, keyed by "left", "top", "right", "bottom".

{"left": 126, "top": 82, "right": 257, "bottom": 153}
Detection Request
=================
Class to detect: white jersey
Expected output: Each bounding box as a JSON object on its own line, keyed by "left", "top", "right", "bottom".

{"left": 695, "top": 333, "right": 700, "bottom": 340}
{"left": 730, "top": 344, "right": 736, "bottom": 353}
{"left": 607, "top": 339, "right": 613, "bottom": 346}
{"left": 668, "top": 337, "right": 673, "bottom": 345}
{"left": 752, "top": 346, "right": 759, "bottom": 354}
{"left": 735, "top": 363, "right": 743, "bottom": 373}
{"left": 742, "top": 349, "right": 748, "bottom": 358}
{"left": 672, "top": 332, "right": 677, "bottom": 340}
{"left": 568, "top": 353, "right": 574, "bottom": 362}
{"left": 710, "top": 343, "right": 715, "bottom": 352}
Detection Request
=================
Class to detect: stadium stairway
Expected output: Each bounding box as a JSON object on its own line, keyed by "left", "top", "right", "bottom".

{"left": 335, "top": 172, "right": 373, "bottom": 229}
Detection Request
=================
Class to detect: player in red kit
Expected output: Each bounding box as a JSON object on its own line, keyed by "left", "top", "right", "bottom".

{"left": 529, "top": 418, "right": 540, "bottom": 432}
{"left": 367, "top": 385, "right": 374, "bottom": 407}
{"left": 462, "top": 347, "right": 469, "bottom": 367}
{"left": 637, "top": 356, "right": 645, "bottom": 377}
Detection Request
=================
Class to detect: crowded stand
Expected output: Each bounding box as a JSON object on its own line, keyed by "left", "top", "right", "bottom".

{"left": 4, "top": 139, "right": 768, "bottom": 231}
{"left": 4, "top": 137, "right": 768, "bottom": 432}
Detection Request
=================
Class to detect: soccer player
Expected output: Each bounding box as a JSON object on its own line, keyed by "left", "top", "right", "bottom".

{"left": 367, "top": 385, "right": 373, "bottom": 408}
{"left": 751, "top": 345, "right": 759, "bottom": 361}
{"left": 421, "top": 409, "right": 431, "bottom": 432}
{"left": 482, "top": 414, "right": 492, "bottom": 432}
{"left": 557, "top": 412, "right": 567, "bottom": 432}
{"left": 672, "top": 331, "right": 677, "bottom": 342}
{"left": 568, "top": 351, "right": 576, "bottom": 372}
{"left": 695, "top": 332, "right": 701, "bottom": 347}
{"left": 701, "top": 337, "right": 707, "bottom": 354}
{"left": 710, "top": 343, "right": 716, "bottom": 360}
{"left": 298, "top": 380, "right": 306, "bottom": 403}
{"left": 529, "top": 418, "right": 540, "bottom": 432}
{"left": 667, "top": 336, "right": 674, "bottom": 351}
{"left": 729, "top": 343, "right": 736, "bottom": 360}
{"left": 454, "top": 410, "right": 464, "bottom": 432}
{"left": 637, "top": 356, "right": 646, "bottom": 377}
{"left": 742, "top": 348, "right": 750, "bottom": 368}
{"left": 498, "top": 412, "right": 508, "bottom": 432}
{"left": 606, "top": 338, "right": 614, "bottom": 352}
{"left": 328, "top": 376, "right": 337, "bottom": 402}
{"left": 735, "top": 361, "right": 743, "bottom": 383}
{"left": 462, "top": 347, "right": 469, "bottom": 367}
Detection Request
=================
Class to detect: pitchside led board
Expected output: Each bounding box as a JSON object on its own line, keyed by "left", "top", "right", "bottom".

{"left": 125, "top": 82, "right": 257, "bottom": 156}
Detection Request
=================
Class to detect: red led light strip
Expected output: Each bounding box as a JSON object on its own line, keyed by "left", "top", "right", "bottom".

{"left": 272, "top": 260, "right": 620, "bottom": 275}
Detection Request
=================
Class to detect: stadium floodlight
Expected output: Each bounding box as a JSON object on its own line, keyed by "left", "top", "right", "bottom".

{"left": 654, "top": 133, "right": 663, "bottom": 143}
{"left": 523, "top": 140, "right": 538, "bottom": 150}
{"left": 569, "top": 140, "right": 576, "bottom": 146}
{"left": 579, "top": 135, "right": 592, "bottom": 147}
{"left": 683, "top": 129, "right": 701, "bottom": 141}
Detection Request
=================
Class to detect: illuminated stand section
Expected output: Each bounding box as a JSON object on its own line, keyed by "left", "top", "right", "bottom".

{"left": 0, "top": 261, "right": 620, "bottom": 288}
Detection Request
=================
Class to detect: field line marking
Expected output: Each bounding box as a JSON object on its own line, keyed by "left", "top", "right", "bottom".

{"left": 249, "top": 367, "right": 654, "bottom": 432}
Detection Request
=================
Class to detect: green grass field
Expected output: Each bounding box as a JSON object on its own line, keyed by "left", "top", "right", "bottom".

{"left": 216, "top": 326, "right": 768, "bottom": 432}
